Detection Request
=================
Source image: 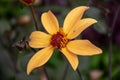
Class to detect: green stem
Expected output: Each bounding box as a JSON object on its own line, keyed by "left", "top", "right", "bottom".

{"left": 29, "top": 5, "right": 39, "bottom": 30}
{"left": 43, "top": 67, "right": 50, "bottom": 80}
{"left": 62, "top": 63, "right": 69, "bottom": 80}
{"left": 108, "top": 6, "right": 120, "bottom": 80}
{"left": 77, "top": 68, "right": 83, "bottom": 80}
{"left": 108, "top": 35, "right": 112, "bottom": 80}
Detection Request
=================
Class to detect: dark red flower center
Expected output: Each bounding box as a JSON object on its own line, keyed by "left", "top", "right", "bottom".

{"left": 50, "top": 32, "right": 68, "bottom": 48}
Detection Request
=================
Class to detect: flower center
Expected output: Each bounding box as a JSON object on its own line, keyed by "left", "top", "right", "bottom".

{"left": 50, "top": 32, "right": 68, "bottom": 48}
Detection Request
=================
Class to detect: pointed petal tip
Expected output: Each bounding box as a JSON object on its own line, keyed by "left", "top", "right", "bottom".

{"left": 48, "top": 10, "right": 52, "bottom": 13}
{"left": 66, "top": 18, "right": 98, "bottom": 39}
{"left": 63, "top": 6, "right": 90, "bottom": 34}
{"left": 94, "top": 19, "right": 98, "bottom": 23}
{"left": 26, "top": 46, "right": 54, "bottom": 75}
{"left": 86, "top": 6, "right": 90, "bottom": 10}
{"left": 73, "top": 64, "right": 78, "bottom": 71}
{"left": 41, "top": 9, "right": 59, "bottom": 34}
{"left": 94, "top": 46, "right": 103, "bottom": 54}
{"left": 78, "top": 6, "right": 90, "bottom": 11}
{"left": 27, "top": 69, "right": 31, "bottom": 75}
{"left": 85, "top": 6, "right": 89, "bottom": 9}
{"left": 72, "top": 56, "right": 79, "bottom": 71}
{"left": 90, "top": 47, "right": 103, "bottom": 56}
{"left": 67, "top": 40, "right": 103, "bottom": 56}
{"left": 77, "top": 6, "right": 89, "bottom": 9}
{"left": 97, "top": 48, "right": 103, "bottom": 54}
{"left": 61, "top": 48, "right": 79, "bottom": 72}
{"left": 89, "top": 18, "right": 98, "bottom": 23}
{"left": 27, "top": 65, "right": 32, "bottom": 75}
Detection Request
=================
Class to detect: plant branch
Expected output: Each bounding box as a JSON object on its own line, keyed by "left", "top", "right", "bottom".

{"left": 29, "top": 5, "right": 39, "bottom": 30}
{"left": 77, "top": 68, "right": 83, "bottom": 80}
{"left": 62, "top": 63, "right": 69, "bottom": 80}
{"left": 43, "top": 67, "right": 50, "bottom": 80}
{"left": 108, "top": 6, "right": 120, "bottom": 80}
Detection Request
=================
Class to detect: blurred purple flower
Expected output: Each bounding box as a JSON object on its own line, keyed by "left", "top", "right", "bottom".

{"left": 42, "top": 0, "right": 67, "bottom": 6}
{"left": 81, "top": 27, "right": 106, "bottom": 45}
{"left": 90, "top": 0, "right": 120, "bottom": 46}
{"left": 115, "top": 32, "right": 120, "bottom": 47}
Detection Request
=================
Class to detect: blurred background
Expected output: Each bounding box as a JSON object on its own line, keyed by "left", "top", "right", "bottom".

{"left": 0, "top": 0, "right": 120, "bottom": 80}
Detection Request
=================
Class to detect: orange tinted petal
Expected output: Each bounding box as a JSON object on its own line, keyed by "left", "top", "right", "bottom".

{"left": 67, "top": 40, "right": 102, "bottom": 56}
{"left": 63, "top": 6, "right": 89, "bottom": 34}
{"left": 29, "top": 31, "right": 51, "bottom": 48}
{"left": 67, "top": 18, "right": 97, "bottom": 39}
{"left": 61, "top": 48, "right": 78, "bottom": 70}
{"left": 27, "top": 46, "right": 54, "bottom": 75}
{"left": 41, "top": 11, "right": 59, "bottom": 34}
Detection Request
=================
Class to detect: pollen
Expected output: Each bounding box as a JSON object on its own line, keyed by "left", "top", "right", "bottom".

{"left": 50, "top": 31, "right": 68, "bottom": 48}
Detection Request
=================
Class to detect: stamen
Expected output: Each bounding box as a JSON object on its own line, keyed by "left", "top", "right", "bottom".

{"left": 50, "top": 31, "right": 68, "bottom": 49}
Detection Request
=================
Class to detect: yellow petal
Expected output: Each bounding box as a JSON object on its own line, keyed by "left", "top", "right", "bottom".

{"left": 29, "top": 31, "right": 51, "bottom": 48}
{"left": 67, "top": 40, "right": 102, "bottom": 56}
{"left": 41, "top": 10, "right": 59, "bottom": 34}
{"left": 67, "top": 18, "right": 97, "bottom": 39}
{"left": 60, "top": 48, "right": 78, "bottom": 70}
{"left": 27, "top": 46, "right": 54, "bottom": 75}
{"left": 63, "top": 6, "right": 89, "bottom": 34}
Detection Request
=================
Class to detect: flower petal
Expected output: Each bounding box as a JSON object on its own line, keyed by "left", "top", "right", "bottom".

{"left": 60, "top": 48, "right": 78, "bottom": 70}
{"left": 29, "top": 31, "right": 51, "bottom": 48}
{"left": 67, "top": 40, "right": 102, "bottom": 56}
{"left": 41, "top": 10, "right": 59, "bottom": 34}
{"left": 63, "top": 6, "right": 89, "bottom": 34}
{"left": 67, "top": 18, "right": 97, "bottom": 39}
{"left": 27, "top": 46, "right": 54, "bottom": 75}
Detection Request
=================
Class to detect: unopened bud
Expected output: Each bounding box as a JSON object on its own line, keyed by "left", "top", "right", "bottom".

{"left": 20, "top": 0, "right": 35, "bottom": 6}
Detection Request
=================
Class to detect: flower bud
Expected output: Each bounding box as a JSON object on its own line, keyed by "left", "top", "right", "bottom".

{"left": 20, "top": 0, "right": 35, "bottom": 6}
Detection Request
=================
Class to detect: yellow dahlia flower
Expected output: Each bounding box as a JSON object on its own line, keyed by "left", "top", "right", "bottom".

{"left": 27, "top": 6, "right": 102, "bottom": 75}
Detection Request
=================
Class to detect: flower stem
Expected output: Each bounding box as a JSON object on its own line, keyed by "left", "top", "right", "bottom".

{"left": 77, "top": 68, "right": 83, "bottom": 80}
{"left": 39, "top": 67, "right": 49, "bottom": 80}
{"left": 108, "top": 35, "right": 112, "bottom": 80}
{"left": 43, "top": 67, "right": 50, "bottom": 80}
{"left": 108, "top": 6, "right": 120, "bottom": 80}
{"left": 62, "top": 63, "right": 69, "bottom": 80}
{"left": 29, "top": 5, "right": 39, "bottom": 30}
